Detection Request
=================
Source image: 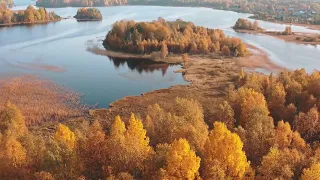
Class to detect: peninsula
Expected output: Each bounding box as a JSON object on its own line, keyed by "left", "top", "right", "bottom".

{"left": 233, "top": 18, "right": 320, "bottom": 45}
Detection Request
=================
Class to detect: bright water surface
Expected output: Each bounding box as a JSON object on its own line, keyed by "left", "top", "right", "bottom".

{"left": 0, "top": 5, "right": 319, "bottom": 107}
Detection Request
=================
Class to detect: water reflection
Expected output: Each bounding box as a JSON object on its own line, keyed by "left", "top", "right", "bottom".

{"left": 109, "top": 57, "right": 169, "bottom": 76}
{"left": 2, "top": 5, "right": 319, "bottom": 107}
{"left": 86, "top": 45, "right": 171, "bottom": 76}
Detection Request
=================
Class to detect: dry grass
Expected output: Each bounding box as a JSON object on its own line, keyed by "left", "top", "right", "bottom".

{"left": 237, "top": 44, "right": 285, "bottom": 72}
{"left": 0, "top": 76, "right": 87, "bottom": 125}
{"left": 91, "top": 57, "right": 240, "bottom": 129}
{"left": 264, "top": 31, "right": 320, "bottom": 45}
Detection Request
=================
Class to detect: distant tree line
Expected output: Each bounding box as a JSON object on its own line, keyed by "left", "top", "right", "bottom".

{"left": 36, "top": 0, "right": 127, "bottom": 7}
{"left": 129, "top": 0, "right": 228, "bottom": 7}
{"left": 104, "top": 18, "right": 248, "bottom": 58}
{"left": 0, "top": 0, "right": 13, "bottom": 7}
{"left": 74, "top": 8, "right": 102, "bottom": 20}
{"left": 0, "top": 4, "right": 60, "bottom": 25}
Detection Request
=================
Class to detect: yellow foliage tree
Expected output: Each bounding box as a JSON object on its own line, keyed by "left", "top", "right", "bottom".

{"left": 173, "top": 97, "right": 208, "bottom": 150}
{"left": 242, "top": 110, "right": 275, "bottom": 165}
{"left": 301, "top": 163, "right": 320, "bottom": 180}
{"left": 80, "top": 120, "right": 106, "bottom": 179}
{"left": 266, "top": 82, "right": 286, "bottom": 121}
{"left": 106, "top": 116, "right": 127, "bottom": 174}
{"left": 202, "top": 122, "right": 250, "bottom": 179}
{"left": 107, "top": 114, "right": 152, "bottom": 174}
{"left": 106, "top": 172, "right": 134, "bottom": 180}
{"left": 110, "top": 115, "right": 126, "bottom": 139}
{"left": 260, "top": 147, "right": 305, "bottom": 179}
{"left": 1, "top": 135, "right": 27, "bottom": 168}
{"left": 294, "top": 107, "right": 320, "bottom": 141}
{"left": 34, "top": 171, "right": 54, "bottom": 180}
{"left": 145, "top": 98, "right": 208, "bottom": 151}
{"left": 274, "top": 120, "right": 306, "bottom": 151}
{"left": 0, "top": 101, "right": 28, "bottom": 138}
{"left": 241, "top": 73, "right": 266, "bottom": 93}
{"left": 236, "top": 42, "right": 247, "bottom": 56}
{"left": 217, "top": 101, "right": 235, "bottom": 129}
{"left": 307, "top": 71, "right": 320, "bottom": 98}
{"left": 126, "top": 113, "right": 150, "bottom": 148}
{"left": 238, "top": 88, "right": 270, "bottom": 128}
{"left": 54, "top": 124, "right": 76, "bottom": 150}
{"left": 124, "top": 113, "right": 151, "bottom": 169}
{"left": 164, "top": 138, "right": 200, "bottom": 179}
{"left": 274, "top": 120, "right": 293, "bottom": 148}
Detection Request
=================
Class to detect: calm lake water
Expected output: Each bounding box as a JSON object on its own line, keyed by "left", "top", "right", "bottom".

{"left": 1, "top": 6, "right": 320, "bottom": 107}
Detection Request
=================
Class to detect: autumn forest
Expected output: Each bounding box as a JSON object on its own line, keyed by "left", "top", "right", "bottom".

{"left": 103, "top": 19, "right": 248, "bottom": 59}
{"left": 1, "top": 67, "right": 320, "bottom": 179}
{"left": 1, "top": 1, "right": 320, "bottom": 180}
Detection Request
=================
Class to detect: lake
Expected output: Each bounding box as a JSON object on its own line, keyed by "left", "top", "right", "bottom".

{"left": 1, "top": 6, "right": 320, "bottom": 107}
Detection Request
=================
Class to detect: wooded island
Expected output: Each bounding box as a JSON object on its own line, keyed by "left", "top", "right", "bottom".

{"left": 74, "top": 8, "right": 102, "bottom": 21}
{"left": 103, "top": 18, "right": 248, "bottom": 61}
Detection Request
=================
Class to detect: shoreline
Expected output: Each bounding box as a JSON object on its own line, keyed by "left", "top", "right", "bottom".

{"left": 90, "top": 56, "right": 240, "bottom": 127}
{"left": 234, "top": 29, "right": 320, "bottom": 45}
{"left": 249, "top": 16, "right": 320, "bottom": 31}
{"left": 88, "top": 45, "right": 277, "bottom": 67}
{"left": 239, "top": 43, "right": 285, "bottom": 71}
{"left": 87, "top": 46, "right": 184, "bottom": 64}
{"left": 264, "top": 31, "right": 320, "bottom": 45}
{"left": 88, "top": 41, "right": 282, "bottom": 71}
{"left": 0, "top": 18, "right": 63, "bottom": 27}
{"left": 89, "top": 44, "right": 283, "bottom": 127}
{"left": 75, "top": 19, "right": 102, "bottom": 21}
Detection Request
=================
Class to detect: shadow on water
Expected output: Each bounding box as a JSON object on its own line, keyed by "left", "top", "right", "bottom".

{"left": 86, "top": 44, "right": 174, "bottom": 76}
{"left": 108, "top": 57, "right": 170, "bottom": 76}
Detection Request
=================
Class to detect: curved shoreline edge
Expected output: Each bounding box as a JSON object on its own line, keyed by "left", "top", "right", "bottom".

{"left": 87, "top": 46, "right": 185, "bottom": 64}
{"left": 89, "top": 44, "right": 284, "bottom": 125}
{"left": 0, "top": 18, "right": 62, "bottom": 27}
{"left": 234, "top": 29, "right": 320, "bottom": 46}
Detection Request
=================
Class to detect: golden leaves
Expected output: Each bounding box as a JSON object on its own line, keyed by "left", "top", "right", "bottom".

{"left": 54, "top": 124, "right": 76, "bottom": 150}
{"left": 202, "top": 122, "right": 250, "bottom": 179}
{"left": 301, "top": 163, "right": 320, "bottom": 180}
{"left": 0, "top": 101, "right": 28, "bottom": 138}
{"left": 165, "top": 138, "right": 200, "bottom": 180}
{"left": 2, "top": 136, "right": 27, "bottom": 168}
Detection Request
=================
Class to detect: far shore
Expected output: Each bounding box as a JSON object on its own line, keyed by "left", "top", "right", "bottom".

{"left": 234, "top": 29, "right": 320, "bottom": 45}
{"left": 75, "top": 19, "right": 102, "bottom": 21}
{"left": 264, "top": 31, "right": 320, "bottom": 45}
{"left": 249, "top": 16, "right": 320, "bottom": 31}
{"left": 30, "top": 2, "right": 320, "bottom": 31}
